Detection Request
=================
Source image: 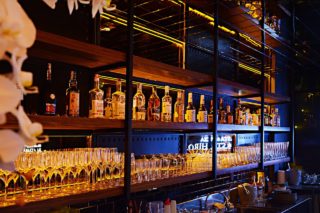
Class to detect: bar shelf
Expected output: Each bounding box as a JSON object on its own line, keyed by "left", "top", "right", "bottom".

{"left": 2, "top": 115, "right": 290, "bottom": 132}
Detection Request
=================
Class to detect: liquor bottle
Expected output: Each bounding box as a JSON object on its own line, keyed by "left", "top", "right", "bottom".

{"left": 185, "top": 92, "right": 196, "bottom": 122}
{"left": 270, "top": 107, "right": 275, "bottom": 126}
{"left": 44, "top": 63, "right": 56, "bottom": 115}
{"left": 174, "top": 90, "right": 184, "bottom": 122}
{"left": 112, "top": 79, "right": 126, "bottom": 119}
{"left": 147, "top": 86, "right": 161, "bottom": 121}
{"left": 66, "top": 70, "right": 80, "bottom": 117}
{"left": 218, "top": 97, "right": 226, "bottom": 124}
{"left": 252, "top": 110, "right": 259, "bottom": 126}
{"left": 197, "top": 95, "right": 207, "bottom": 123}
{"left": 89, "top": 74, "right": 104, "bottom": 118}
{"left": 208, "top": 99, "right": 214, "bottom": 123}
{"left": 226, "top": 104, "right": 233, "bottom": 124}
{"left": 263, "top": 108, "right": 269, "bottom": 126}
{"left": 257, "top": 109, "right": 261, "bottom": 126}
{"left": 275, "top": 108, "right": 280, "bottom": 127}
{"left": 133, "top": 83, "right": 146, "bottom": 120}
{"left": 104, "top": 87, "right": 112, "bottom": 119}
{"left": 161, "top": 86, "right": 172, "bottom": 122}
{"left": 235, "top": 99, "right": 242, "bottom": 125}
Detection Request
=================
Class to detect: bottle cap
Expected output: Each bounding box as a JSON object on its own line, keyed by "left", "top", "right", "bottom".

{"left": 165, "top": 85, "right": 170, "bottom": 93}
{"left": 164, "top": 198, "right": 171, "bottom": 205}
{"left": 200, "top": 95, "right": 205, "bottom": 104}
{"left": 188, "top": 92, "right": 192, "bottom": 101}
{"left": 177, "top": 90, "right": 182, "bottom": 98}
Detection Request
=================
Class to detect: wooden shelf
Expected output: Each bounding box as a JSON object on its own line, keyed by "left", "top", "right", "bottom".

{"left": 131, "top": 171, "right": 212, "bottom": 193}
{"left": 29, "top": 31, "right": 125, "bottom": 68}
{"left": 264, "top": 157, "right": 290, "bottom": 167}
{"left": 108, "top": 55, "right": 212, "bottom": 87}
{"left": 0, "top": 187, "right": 123, "bottom": 213}
{"left": 200, "top": 79, "right": 290, "bottom": 104}
{"left": 2, "top": 115, "right": 289, "bottom": 132}
{"left": 2, "top": 115, "right": 290, "bottom": 132}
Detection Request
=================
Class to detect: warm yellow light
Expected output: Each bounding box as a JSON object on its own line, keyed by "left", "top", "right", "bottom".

{"left": 238, "top": 63, "right": 270, "bottom": 78}
{"left": 99, "top": 75, "right": 182, "bottom": 92}
{"left": 209, "top": 22, "right": 236, "bottom": 35}
{"left": 101, "top": 13, "right": 184, "bottom": 47}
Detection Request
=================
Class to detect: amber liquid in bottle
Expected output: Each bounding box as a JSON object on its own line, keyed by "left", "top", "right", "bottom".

{"left": 66, "top": 70, "right": 80, "bottom": 117}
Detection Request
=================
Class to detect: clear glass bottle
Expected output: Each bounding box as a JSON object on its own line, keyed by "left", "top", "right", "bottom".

{"left": 89, "top": 74, "right": 104, "bottom": 118}
{"left": 174, "top": 90, "right": 184, "bottom": 122}
{"left": 112, "top": 79, "right": 125, "bottom": 120}
{"left": 185, "top": 92, "right": 196, "bottom": 122}
{"left": 264, "top": 108, "right": 269, "bottom": 126}
{"left": 161, "top": 86, "right": 172, "bottom": 122}
{"left": 66, "top": 70, "right": 80, "bottom": 117}
{"left": 226, "top": 104, "right": 233, "bottom": 124}
{"left": 235, "top": 99, "right": 242, "bottom": 125}
{"left": 147, "top": 86, "right": 161, "bottom": 121}
{"left": 218, "top": 97, "right": 226, "bottom": 124}
{"left": 104, "top": 87, "right": 112, "bottom": 119}
{"left": 197, "top": 95, "right": 207, "bottom": 123}
{"left": 208, "top": 99, "right": 214, "bottom": 123}
{"left": 44, "top": 63, "right": 56, "bottom": 115}
{"left": 133, "top": 83, "right": 146, "bottom": 120}
{"left": 270, "top": 107, "right": 275, "bottom": 126}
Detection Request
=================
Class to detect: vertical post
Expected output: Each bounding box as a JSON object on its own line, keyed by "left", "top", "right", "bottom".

{"left": 184, "top": 1, "right": 189, "bottom": 69}
{"left": 212, "top": 0, "right": 219, "bottom": 178}
{"left": 259, "top": 0, "right": 266, "bottom": 170}
{"left": 290, "top": 0, "right": 296, "bottom": 163}
{"left": 125, "top": 0, "right": 134, "bottom": 207}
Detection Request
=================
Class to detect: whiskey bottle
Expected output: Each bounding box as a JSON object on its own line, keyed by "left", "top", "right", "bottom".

{"left": 104, "top": 87, "right": 112, "bottom": 119}
{"left": 226, "top": 104, "right": 233, "bottom": 124}
{"left": 197, "top": 95, "right": 207, "bottom": 123}
{"left": 133, "top": 83, "right": 146, "bottom": 120}
{"left": 161, "top": 86, "right": 172, "bottom": 122}
{"left": 185, "top": 92, "right": 196, "bottom": 122}
{"left": 208, "top": 99, "right": 214, "bottom": 123}
{"left": 112, "top": 79, "right": 126, "bottom": 120}
{"left": 44, "top": 63, "right": 56, "bottom": 115}
{"left": 147, "top": 86, "right": 161, "bottom": 121}
{"left": 218, "top": 97, "right": 226, "bottom": 124}
{"left": 275, "top": 108, "right": 280, "bottom": 127}
{"left": 89, "top": 74, "right": 104, "bottom": 118}
{"left": 235, "top": 99, "right": 242, "bottom": 125}
{"left": 174, "top": 90, "right": 184, "bottom": 122}
{"left": 66, "top": 70, "right": 80, "bottom": 117}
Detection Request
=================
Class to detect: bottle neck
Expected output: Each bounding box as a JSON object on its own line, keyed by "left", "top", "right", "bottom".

{"left": 116, "top": 82, "right": 121, "bottom": 92}
{"left": 94, "top": 79, "right": 100, "bottom": 89}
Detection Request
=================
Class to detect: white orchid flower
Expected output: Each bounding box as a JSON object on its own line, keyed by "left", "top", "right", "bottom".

{"left": 0, "top": 130, "right": 25, "bottom": 163}
{"left": 11, "top": 106, "right": 48, "bottom": 146}
{"left": 0, "top": 0, "right": 36, "bottom": 57}
{"left": 42, "top": 0, "right": 58, "bottom": 9}
{"left": 92, "top": 0, "right": 106, "bottom": 18}
{"left": 0, "top": 75, "right": 21, "bottom": 124}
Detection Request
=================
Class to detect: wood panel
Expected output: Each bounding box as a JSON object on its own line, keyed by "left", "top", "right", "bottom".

{"left": 29, "top": 31, "right": 125, "bottom": 68}
{"left": 1, "top": 115, "right": 290, "bottom": 132}
{"left": 110, "top": 55, "right": 212, "bottom": 87}
{"left": 0, "top": 187, "right": 123, "bottom": 213}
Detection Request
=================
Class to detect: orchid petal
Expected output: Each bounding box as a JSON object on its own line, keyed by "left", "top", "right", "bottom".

{"left": 68, "top": 0, "right": 75, "bottom": 15}
{"left": 0, "top": 75, "right": 21, "bottom": 114}
{"left": 42, "top": 0, "right": 57, "bottom": 9}
{"left": 92, "top": 0, "right": 100, "bottom": 18}
{"left": 0, "top": 130, "right": 24, "bottom": 163}
{"left": 0, "top": 114, "right": 6, "bottom": 125}
{"left": 4, "top": 0, "right": 36, "bottom": 49}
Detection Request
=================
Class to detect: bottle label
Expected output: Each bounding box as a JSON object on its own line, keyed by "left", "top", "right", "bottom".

{"left": 45, "top": 103, "right": 56, "bottom": 115}
{"left": 68, "top": 92, "right": 79, "bottom": 116}
{"left": 185, "top": 109, "right": 196, "bottom": 122}
{"left": 148, "top": 98, "right": 160, "bottom": 121}
{"left": 136, "top": 111, "right": 146, "bottom": 120}
{"left": 90, "top": 100, "right": 104, "bottom": 118}
{"left": 113, "top": 96, "right": 125, "bottom": 119}
{"left": 197, "top": 111, "right": 208, "bottom": 123}
{"left": 208, "top": 114, "right": 213, "bottom": 123}
{"left": 162, "top": 101, "right": 171, "bottom": 114}
{"left": 174, "top": 105, "right": 184, "bottom": 122}
{"left": 227, "top": 115, "right": 233, "bottom": 124}
{"left": 105, "top": 105, "right": 112, "bottom": 119}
